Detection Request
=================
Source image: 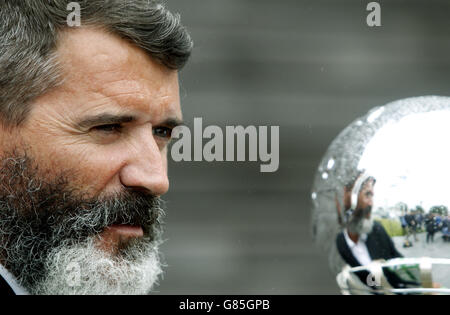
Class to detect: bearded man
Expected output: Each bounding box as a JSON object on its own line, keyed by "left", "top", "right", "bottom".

{"left": 336, "top": 174, "right": 403, "bottom": 268}
{"left": 0, "top": 0, "right": 192, "bottom": 295}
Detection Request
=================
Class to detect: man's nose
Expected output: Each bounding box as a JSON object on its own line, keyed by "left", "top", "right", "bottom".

{"left": 119, "top": 127, "right": 169, "bottom": 196}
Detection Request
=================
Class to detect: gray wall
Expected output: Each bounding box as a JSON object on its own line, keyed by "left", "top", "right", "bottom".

{"left": 157, "top": 0, "right": 450, "bottom": 294}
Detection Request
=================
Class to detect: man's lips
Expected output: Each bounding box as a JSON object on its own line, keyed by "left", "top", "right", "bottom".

{"left": 106, "top": 225, "right": 144, "bottom": 238}
{"left": 96, "top": 225, "right": 144, "bottom": 254}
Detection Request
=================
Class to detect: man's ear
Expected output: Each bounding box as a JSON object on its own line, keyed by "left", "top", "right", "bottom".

{"left": 343, "top": 186, "right": 352, "bottom": 210}
{"left": 0, "top": 120, "right": 21, "bottom": 156}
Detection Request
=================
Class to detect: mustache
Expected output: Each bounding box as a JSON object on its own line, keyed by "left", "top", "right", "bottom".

{"left": 352, "top": 205, "right": 372, "bottom": 220}
{"left": 0, "top": 154, "right": 165, "bottom": 240}
{"left": 1, "top": 186, "right": 166, "bottom": 255}
{"left": 43, "top": 190, "right": 165, "bottom": 239}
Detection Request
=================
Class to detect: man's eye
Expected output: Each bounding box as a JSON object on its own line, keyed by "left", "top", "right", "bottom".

{"left": 153, "top": 126, "right": 173, "bottom": 139}
{"left": 91, "top": 124, "right": 123, "bottom": 133}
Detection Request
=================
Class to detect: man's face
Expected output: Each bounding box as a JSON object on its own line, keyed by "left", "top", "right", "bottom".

{"left": 0, "top": 28, "right": 182, "bottom": 294}
{"left": 343, "top": 179, "right": 374, "bottom": 215}
{"left": 356, "top": 180, "right": 374, "bottom": 218}
{"left": 345, "top": 179, "right": 375, "bottom": 236}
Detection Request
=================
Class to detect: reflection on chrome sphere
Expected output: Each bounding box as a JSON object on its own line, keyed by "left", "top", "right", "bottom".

{"left": 311, "top": 96, "right": 450, "bottom": 295}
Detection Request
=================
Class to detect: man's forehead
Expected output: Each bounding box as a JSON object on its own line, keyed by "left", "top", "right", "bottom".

{"left": 56, "top": 27, "right": 176, "bottom": 75}
{"left": 55, "top": 27, "right": 181, "bottom": 121}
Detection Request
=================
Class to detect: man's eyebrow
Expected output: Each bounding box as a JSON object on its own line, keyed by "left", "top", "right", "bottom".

{"left": 77, "top": 114, "right": 184, "bottom": 129}
{"left": 158, "top": 118, "right": 184, "bottom": 128}
{"left": 77, "top": 114, "right": 136, "bottom": 129}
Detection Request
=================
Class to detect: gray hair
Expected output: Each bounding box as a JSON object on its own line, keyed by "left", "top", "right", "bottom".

{"left": 0, "top": 0, "right": 193, "bottom": 126}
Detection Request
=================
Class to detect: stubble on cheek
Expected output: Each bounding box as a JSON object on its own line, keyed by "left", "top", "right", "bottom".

{"left": 20, "top": 139, "right": 110, "bottom": 199}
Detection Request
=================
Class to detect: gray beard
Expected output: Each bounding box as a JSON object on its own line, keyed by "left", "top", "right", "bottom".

{"left": 32, "top": 236, "right": 163, "bottom": 295}
{"left": 348, "top": 217, "right": 374, "bottom": 236}
{"left": 0, "top": 153, "right": 165, "bottom": 295}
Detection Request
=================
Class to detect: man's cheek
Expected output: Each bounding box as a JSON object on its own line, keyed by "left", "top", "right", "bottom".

{"left": 46, "top": 147, "right": 119, "bottom": 196}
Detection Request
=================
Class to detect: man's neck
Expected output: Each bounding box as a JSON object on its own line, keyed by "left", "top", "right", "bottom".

{"left": 348, "top": 231, "right": 360, "bottom": 244}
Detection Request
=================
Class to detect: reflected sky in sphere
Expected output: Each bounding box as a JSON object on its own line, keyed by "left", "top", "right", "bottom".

{"left": 359, "top": 111, "right": 450, "bottom": 212}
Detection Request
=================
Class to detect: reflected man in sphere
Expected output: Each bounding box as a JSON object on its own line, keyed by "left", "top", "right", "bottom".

{"left": 336, "top": 174, "right": 403, "bottom": 268}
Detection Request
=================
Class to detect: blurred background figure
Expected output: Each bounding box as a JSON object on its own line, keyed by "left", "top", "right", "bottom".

{"left": 442, "top": 216, "right": 450, "bottom": 242}
{"left": 405, "top": 210, "right": 419, "bottom": 244}
{"left": 426, "top": 213, "right": 438, "bottom": 244}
